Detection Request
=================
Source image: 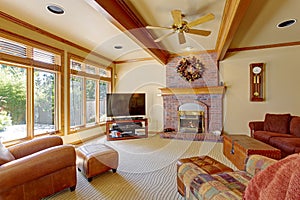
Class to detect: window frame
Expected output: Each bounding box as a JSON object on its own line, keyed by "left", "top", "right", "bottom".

{"left": 67, "top": 53, "right": 112, "bottom": 133}
{"left": 0, "top": 32, "right": 64, "bottom": 142}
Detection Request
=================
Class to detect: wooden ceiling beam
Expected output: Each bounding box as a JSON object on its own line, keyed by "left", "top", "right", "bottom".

{"left": 94, "top": 0, "right": 169, "bottom": 64}
{"left": 215, "top": 0, "right": 252, "bottom": 61}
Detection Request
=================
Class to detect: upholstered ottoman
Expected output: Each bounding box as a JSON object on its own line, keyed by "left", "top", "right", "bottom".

{"left": 76, "top": 144, "right": 119, "bottom": 182}
{"left": 177, "top": 156, "right": 233, "bottom": 196}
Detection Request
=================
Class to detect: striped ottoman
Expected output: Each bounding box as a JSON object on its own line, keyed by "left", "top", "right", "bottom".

{"left": 76, "top": 144, "right": 119, "bottom": 182}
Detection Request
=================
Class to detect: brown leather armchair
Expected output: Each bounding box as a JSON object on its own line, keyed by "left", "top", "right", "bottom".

{"left": 0, "top": 136, "right": 77, "bottom": 200}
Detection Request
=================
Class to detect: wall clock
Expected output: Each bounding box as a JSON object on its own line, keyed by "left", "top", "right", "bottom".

{"left": 250, "top": 63, "right": 265, "bottom": 101}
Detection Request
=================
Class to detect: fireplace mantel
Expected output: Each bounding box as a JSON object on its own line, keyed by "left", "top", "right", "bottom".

{"left": 159, "top": 86, "right": 226, "bottom": 95}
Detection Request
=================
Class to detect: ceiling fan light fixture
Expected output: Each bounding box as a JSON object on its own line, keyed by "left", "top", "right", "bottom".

{"left": 146, "top": 10, "right": 214, "bottom": 45}
{"left": 277, "top": 19, "right": 296, "bottom": 28}
{"left": 47, "top": 4, "right": 65, "bottom": 15}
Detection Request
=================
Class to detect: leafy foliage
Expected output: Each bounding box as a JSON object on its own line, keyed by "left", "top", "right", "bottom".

{"left": 0, "top": 111, "right": 12, "bottom": 131}
{"left": 0, "top": 64, "right": 26, "bottom": 124}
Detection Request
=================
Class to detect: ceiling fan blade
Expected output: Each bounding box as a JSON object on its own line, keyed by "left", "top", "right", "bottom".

{"left": 186, "top": 13, "right": 215, "bottom": 28}
{"left": 178, "top": 32, "right": 186, "bottom": 44}
{"left": 146, "top": 25, "right": 172, "bottom": 30}
{"left": 154, "top": 31, "right": 175, "bottom": 42}
{"left": 171, "top": 10, "right": 182, "bottom": 26}
{"left": 186, "top": 29, "right": 211, "bottom": 36}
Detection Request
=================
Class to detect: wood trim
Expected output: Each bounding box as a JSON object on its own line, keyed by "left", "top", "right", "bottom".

{"left": 66, "top": 54, "right": 71, "bottom": 134}
{"left": 68, "top": 53, "right": 109, "bottom": 69}
{"left": 94, "top": 0, "right": 169, "bottom": 65}
{"left": 69, "top": 53, "right": 113, "bottom": 80}
{"left": 228, "top": 41, "right": 300, "bottom": 53}
{"left": 0, "top": 53, "right": 61, "bottom": 72}
{"left": 159, "top": 86, "right": 226, "bottom": 95}
{"left": 71, "top": 69, "right": 101, "bottom": 80}
{"left": 114, "top": 57, "right": 155, "bottom": 64}
{"left": 169, "top": 50, "right": 217, "bottom": 58}
{"left": 0, "top": 11, "right": 113, "bottom": 63}
{"left": 58, "top": 53, "right": 64, "bottom": 136}
{"left": 215, "top": 0, "right": 252, "bottom": 61}
{"left": 0, "top": 28, "right": 63, "bottom": 55}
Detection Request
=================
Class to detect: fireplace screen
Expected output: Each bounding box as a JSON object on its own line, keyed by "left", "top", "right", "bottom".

{"left": 178, "top": 111, "right": 204, "bottom": 133}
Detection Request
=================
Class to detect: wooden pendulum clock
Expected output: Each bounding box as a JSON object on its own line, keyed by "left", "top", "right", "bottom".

{"left": 250, "top": 63, "right": 265, "bottom": 101}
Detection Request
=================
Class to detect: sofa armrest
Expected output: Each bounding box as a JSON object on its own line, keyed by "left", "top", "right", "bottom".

{"left": 0, "top": 144, "right": 75, "bottom": 193}
{"left": 245, "top": 154, "right": 277, "bottom": 177}
{"left": 8, "top": 136, "right": 63, "bottom": 159}
{"left": 249, "top": 121, "right": 264, "bottom": 137}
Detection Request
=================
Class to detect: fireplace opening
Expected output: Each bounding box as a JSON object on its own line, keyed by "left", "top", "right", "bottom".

{"left": 178, "top": 111, "right": 204, "bottom": 133}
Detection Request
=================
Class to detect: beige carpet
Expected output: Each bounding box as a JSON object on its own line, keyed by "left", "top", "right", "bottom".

{"left": 44, "top": 134, "right": 236, "bottom": 200}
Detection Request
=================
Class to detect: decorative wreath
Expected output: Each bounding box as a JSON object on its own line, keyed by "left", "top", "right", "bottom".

{"left": 176, "top": 56, "right": 205, "bottom": 82}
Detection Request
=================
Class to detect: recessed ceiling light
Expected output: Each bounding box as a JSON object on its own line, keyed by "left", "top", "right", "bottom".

{"left": 47, "top": 4, "right": 65, "bottom": 15}
{"left": 114, "top": 45, "right": 123, "bottom": 50}
{"left": 277, "top": 19, "right": 297, "bottom": 28}
{"left": 184, "top": 46, "right": 193, "bottom": 51}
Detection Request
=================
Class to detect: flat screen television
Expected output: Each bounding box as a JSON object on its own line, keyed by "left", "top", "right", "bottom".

{"left": 106, "top": 93, "right": 146, "bottom": 118}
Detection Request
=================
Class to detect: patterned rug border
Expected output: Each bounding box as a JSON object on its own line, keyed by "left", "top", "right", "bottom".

{"left": 159, "top": 132, "right": 223, "bottom": 142}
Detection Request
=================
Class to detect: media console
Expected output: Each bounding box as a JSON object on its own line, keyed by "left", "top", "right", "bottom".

{"left": 105, "top": 118, "right": 148, "bottom": 141}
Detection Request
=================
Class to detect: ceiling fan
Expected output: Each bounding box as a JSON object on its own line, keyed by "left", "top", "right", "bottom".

{"left": 146, "top": 10, "right": 215, "bottom": 44}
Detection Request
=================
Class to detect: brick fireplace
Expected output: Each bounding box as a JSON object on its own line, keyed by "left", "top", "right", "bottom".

{"left": 160, "top": 52, "right": 225, "bottom": 134}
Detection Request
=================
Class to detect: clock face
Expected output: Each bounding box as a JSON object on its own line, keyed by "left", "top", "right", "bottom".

{"left": 253, "top": 66, "right": 262, "bottom": 74}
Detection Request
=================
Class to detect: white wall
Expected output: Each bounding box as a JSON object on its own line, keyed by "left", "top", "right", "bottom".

{"left": 115, "top": 60, "right": 166, "bottom": 132}
{"left": 220, "top": 45, "right": 300, "bottom": 134}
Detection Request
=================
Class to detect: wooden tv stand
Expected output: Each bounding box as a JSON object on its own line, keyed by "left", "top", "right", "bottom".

{"left": 105, "top": 118, "right": 148, "bottom": 141}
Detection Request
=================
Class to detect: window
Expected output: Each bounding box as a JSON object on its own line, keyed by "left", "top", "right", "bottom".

{"left": 0, "top": 36, "right": 62, "bottom": 142}
{"left": 0, "top": 64, "right": 27, "bottom": 141}
{"left": 34, "top": 70, "right": 56, "bottom": 135}
{"left": 99, "top": 81, "right": 109, "bottom": 122}
{"left": 69, "top": 54, "right": 112, "bottom": 131}
{"left": 86, "top": 79, "right": 96, "bottom": 124}
{"left": 70, "top": 76, "right": 84, "bottom": 127}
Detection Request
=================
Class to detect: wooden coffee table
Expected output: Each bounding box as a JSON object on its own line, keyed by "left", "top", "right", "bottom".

{"left": 223, "top": 134, "right": 281, "bottom": 170}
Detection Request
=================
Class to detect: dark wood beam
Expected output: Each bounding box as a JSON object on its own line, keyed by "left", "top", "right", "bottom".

{"left": 94, "top": 0, "right": 169, "bottom": 64}
{"left": 215, "top": 0, "right": 252, "bottom": 61}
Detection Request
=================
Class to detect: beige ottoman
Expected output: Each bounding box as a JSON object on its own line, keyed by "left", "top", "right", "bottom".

{"left": 76, "top": 144, "right": 119, "bottom": 182}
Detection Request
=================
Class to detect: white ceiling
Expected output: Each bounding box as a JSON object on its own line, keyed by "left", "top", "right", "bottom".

{"left": 0, "top": 0, "right": 300, "bottom": 62}
{"left": 230, "top": 0, "right": 300, "bottom": 48}
{"left": 0, "top": 0, "right": 150, "bottom": 61}
{"left": 129, "top": 0, "right": 226, "bottom": 53}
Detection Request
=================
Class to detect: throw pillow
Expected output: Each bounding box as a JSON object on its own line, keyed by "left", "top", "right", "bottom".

{"left": 0, "top": 138, "right": 15, "bottom": 165}
{"left": 243, "top": 154, "right": 300, "bottom": 200}
{"left": 264, "top": 113, "right": 291, "bottom": 134}
{"left": 290, "top": 116, "right": 300, "bottom": 137}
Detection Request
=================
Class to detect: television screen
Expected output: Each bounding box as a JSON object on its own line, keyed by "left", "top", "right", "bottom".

{"left": 106, "top": 93, "right": 146, "bottom": 117}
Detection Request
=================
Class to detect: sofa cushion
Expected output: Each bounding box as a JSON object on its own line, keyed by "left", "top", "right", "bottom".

{"left": 264, "top": 113, "right": 291, "bottom": 134}
{"left": 290, "top": 116, "right": 300, "bottom": 137}
{"left": 0, "top": 146, "right": 15, "bottom": 165}
{"left": 269, "top": 137, "right": 300, "bottom": 155}
{"left": 188, "top": 171, "right": 251, "bottom": 199}
{"left": 253, "top": 131, "right": 294, "bottom": 144}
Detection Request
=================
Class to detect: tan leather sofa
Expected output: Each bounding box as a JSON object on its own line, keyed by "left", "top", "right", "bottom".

{"left": 0, "top": 136, "right": 77, "bottom": 200}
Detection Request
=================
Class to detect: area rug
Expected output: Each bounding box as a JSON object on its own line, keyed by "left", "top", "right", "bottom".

{"left": 159, "top": 132, "right": 223, "bottom": 142}
{"left": 44, "top": 134, "right": 233, "bottom": 200}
